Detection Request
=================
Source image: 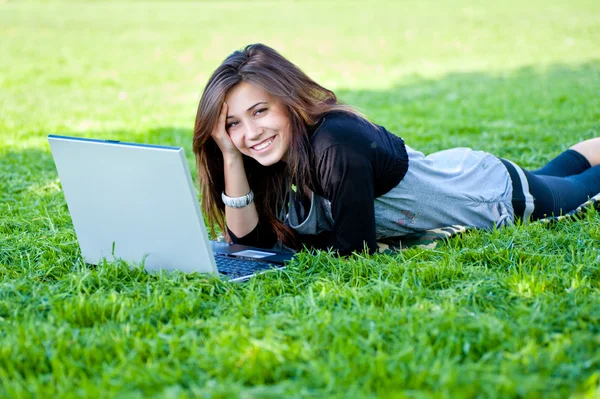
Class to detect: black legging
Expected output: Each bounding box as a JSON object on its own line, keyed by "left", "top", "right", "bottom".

{"left": 500, "top": 150, "right": 600, "bottom": 220}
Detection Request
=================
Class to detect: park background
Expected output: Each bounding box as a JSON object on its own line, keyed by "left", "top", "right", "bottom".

{"left": 1, "top": 0, "right": 600, "bottom": 397}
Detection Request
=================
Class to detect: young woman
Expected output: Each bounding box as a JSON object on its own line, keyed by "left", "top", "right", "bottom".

{"left": 193, "top": 43, "right": 600, "bottom": 256}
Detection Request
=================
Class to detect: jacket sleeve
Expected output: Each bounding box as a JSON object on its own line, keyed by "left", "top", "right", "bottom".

{"left": 226, "top": 220, "right": 278, "bottom": 249}
{"left": 315, "top": 144, "right": 378, "bottom": 255}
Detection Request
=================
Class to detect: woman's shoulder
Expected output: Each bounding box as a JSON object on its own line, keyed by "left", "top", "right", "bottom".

{"left": 310, "top": 111, "right": 375, "bottom": 149}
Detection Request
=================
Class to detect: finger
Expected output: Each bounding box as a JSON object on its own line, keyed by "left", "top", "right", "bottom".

{"left": 211, "top": 103, "right": 227, "bottom": 139}
{"left": 218, "top": 102, "right": 228, "bottom": 131}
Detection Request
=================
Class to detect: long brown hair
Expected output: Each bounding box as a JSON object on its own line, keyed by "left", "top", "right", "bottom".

{"left": 193, "top": 43, "right": 364, "bottom": 248}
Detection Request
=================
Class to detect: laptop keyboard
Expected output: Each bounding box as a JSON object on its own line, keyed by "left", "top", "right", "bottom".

{"left": 215, "top": 255, "right": 281, "bottom": 279}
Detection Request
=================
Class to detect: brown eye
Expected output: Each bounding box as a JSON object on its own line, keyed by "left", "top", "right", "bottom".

{"left": 254, "top": 108, "right": 267, "bottom": 116}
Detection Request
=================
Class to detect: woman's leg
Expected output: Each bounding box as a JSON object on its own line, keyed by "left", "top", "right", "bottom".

{"left": 532, "top": 149, "right": 591, "bottom": 177}
{"left": 501, "top": 157, "right": 600, "bottom": 221}
{"left": 501, "top": 138, "right": 600, "bottom": 220}
{"left": 524, "top": 166, "right": 600, "bottom": 220}
{"left": 532, "top": 138, "right": 599, "bottom": 177}
{"left": 570, "top": 137, "right": 600, "bottom": 167}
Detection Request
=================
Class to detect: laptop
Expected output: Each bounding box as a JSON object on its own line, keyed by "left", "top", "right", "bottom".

{"left": 47, "top": 134, "right": 294, "bottom": 282}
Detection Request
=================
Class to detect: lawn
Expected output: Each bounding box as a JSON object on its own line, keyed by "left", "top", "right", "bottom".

{"left": 1, "top": 0, "right": 600, "bottom": 397}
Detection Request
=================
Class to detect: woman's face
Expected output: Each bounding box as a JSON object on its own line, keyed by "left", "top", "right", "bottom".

{"left": 224, "top": 81, "right": 292, "bottom": 166}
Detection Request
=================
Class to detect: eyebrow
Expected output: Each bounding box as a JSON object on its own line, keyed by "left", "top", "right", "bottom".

{"left": 226, "top": 102, "right": 268, "bottom": 119}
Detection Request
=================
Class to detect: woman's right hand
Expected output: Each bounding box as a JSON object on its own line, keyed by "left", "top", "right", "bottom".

{"left": 211, "top": 102, "right": 241, "bottom": 161}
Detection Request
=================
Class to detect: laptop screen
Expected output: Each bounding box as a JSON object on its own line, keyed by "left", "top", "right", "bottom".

{"left": 48, "top": 135, "right": 218, "bottom": 274}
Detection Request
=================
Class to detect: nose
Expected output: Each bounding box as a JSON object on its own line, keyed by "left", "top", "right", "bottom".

{"left": 244, "top": 121, "right": 263, "bottom": 141}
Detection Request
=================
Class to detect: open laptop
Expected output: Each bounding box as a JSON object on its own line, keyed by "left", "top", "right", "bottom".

{"left": 47, "top": 134, "right": 294, "bottom": 282}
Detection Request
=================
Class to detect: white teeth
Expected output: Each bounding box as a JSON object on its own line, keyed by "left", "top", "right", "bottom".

{"left": 254, "top": 138, "right": 273, "bottom": 151}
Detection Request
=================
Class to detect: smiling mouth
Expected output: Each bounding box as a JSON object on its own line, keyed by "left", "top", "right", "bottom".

{"left": 251, "top": 136, "right": 275, "bottom": 152}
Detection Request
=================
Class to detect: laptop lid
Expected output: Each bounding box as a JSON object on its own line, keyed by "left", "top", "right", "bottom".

{"left": 48, "top": 134, "right": 218, "bottom": 274}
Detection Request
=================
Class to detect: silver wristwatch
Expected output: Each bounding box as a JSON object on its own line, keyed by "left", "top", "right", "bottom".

{"left": 221, "top": 190, "right": 255, "bottom": 208}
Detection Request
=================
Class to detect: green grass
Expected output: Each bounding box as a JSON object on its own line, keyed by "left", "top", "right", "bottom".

{"left": 1, "top": 0, "right": 600, "bottom": 397}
